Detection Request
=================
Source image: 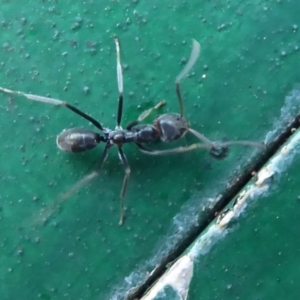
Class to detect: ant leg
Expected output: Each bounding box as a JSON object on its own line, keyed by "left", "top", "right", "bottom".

{"left": 60, "top": 143, "right": 111, "bottom": 199}
{"left": 31, "top": 144, "right": 110, "bottom": 226}
{"left": 175, "top": 39, "right": 201, "bottom": 117}
{"left": 136, "top": 142, "right": 211, "bottom": 155}
{"left": 0, "top": 86, "right": 103, "bottom": 131}
{"left": 208, "top": 140, "right": 265, "bottom": 159}
{"left": 114, "top": 35, "right": 124, "bottom": 128}
{"left": 126, "top": 100, "right": 166, "bottom": 130}
{"left": 137, "top": 139, "right": 265, "bottom": 158}
{"left": 136, "top": 101, "right": 166, "bottom": 122}
{"left": 117, "top": 146, "right": 131, "bottom": 225}
{"left": 218, "top": 140, "right": 266, "bottom": 149}
{"left": 188, "top": 128, "right": 216, "bottom": 148}
{"left": 188, "top": 128, "right": 265, "bottom": 158}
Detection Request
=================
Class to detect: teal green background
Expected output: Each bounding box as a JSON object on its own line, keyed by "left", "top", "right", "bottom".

{"left": 0, "top": 1, "right": 299, "bottom": 299}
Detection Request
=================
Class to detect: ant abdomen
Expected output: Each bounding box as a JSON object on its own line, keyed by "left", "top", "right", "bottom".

{"left": 154, "top": 113, "right": 189, "bottom": 142}
{"left": 56, "top": 128, "right": 101, "bottom": 153}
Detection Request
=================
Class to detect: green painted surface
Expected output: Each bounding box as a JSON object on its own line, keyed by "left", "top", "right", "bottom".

{"left": 0, "top": 1, "right": 299, "bottom": 299}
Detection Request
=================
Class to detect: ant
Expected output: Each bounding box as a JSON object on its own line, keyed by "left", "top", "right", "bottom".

{"left": 0, "top": 36, "right": 264, "bottom": 225}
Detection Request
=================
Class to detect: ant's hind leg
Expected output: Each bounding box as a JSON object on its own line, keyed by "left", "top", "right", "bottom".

{"left": 62, "top": 144, "right": 110, "bottom": 198}
{"left": 126, "top": 100, "right": 166, "bottom": 130}
{"left": 31, "top": 144, "right": 110, "bottom": 226}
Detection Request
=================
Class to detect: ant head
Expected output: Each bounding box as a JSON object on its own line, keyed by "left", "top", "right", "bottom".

{"left": 155, "top": 113, "right": 189, "bottom": 143}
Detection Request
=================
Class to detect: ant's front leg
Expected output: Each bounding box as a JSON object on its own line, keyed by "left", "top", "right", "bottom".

{"left": 126, "top": 100, "right": 166, "bottom": 130}
{"left": 137, "top": 139, "right": 265, "bottom": 159}
{"left": 136, "top": 142, "right": 215, "bottom": 156}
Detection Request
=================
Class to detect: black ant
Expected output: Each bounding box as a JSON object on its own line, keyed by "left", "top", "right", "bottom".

{"left": 0, "top": 36, "right": 264, "bottom": 225}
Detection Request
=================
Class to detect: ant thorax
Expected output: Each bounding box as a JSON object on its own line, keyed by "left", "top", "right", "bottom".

{"left": 154, "top": 113, "right": 189, "bottom": 143}
{"left": 130, "top": 124, "right": 160, "bottom": 143}
{"left": 108, "top": 129, "right": 136, "bottom": 145}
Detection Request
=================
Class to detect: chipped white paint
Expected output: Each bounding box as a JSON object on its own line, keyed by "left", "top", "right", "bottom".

{"left": 142, "top": 255, "right": 193, "bottom": 300}
{"left": 255, "top": 167, "right": 274, "bottom": 186}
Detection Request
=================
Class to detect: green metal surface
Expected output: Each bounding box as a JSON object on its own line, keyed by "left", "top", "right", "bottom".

{"left": 0, "top": 1, "right": 299, "bottom": 299}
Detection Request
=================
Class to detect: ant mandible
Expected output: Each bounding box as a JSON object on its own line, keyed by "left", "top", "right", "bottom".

{"left": 0, "top": 36, "right": 264, "bottom": 225}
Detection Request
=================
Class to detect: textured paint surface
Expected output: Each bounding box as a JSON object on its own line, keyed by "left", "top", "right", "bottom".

{"left": 0, "top": 1, "right": 299, "bottom": 299}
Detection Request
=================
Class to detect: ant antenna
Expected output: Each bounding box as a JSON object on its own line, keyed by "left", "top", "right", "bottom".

{"left": 174, "top": 40, "right": 216, "bottom": 149}
{"left": 175, "top": 39, "right": 201, "bottom": 117}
